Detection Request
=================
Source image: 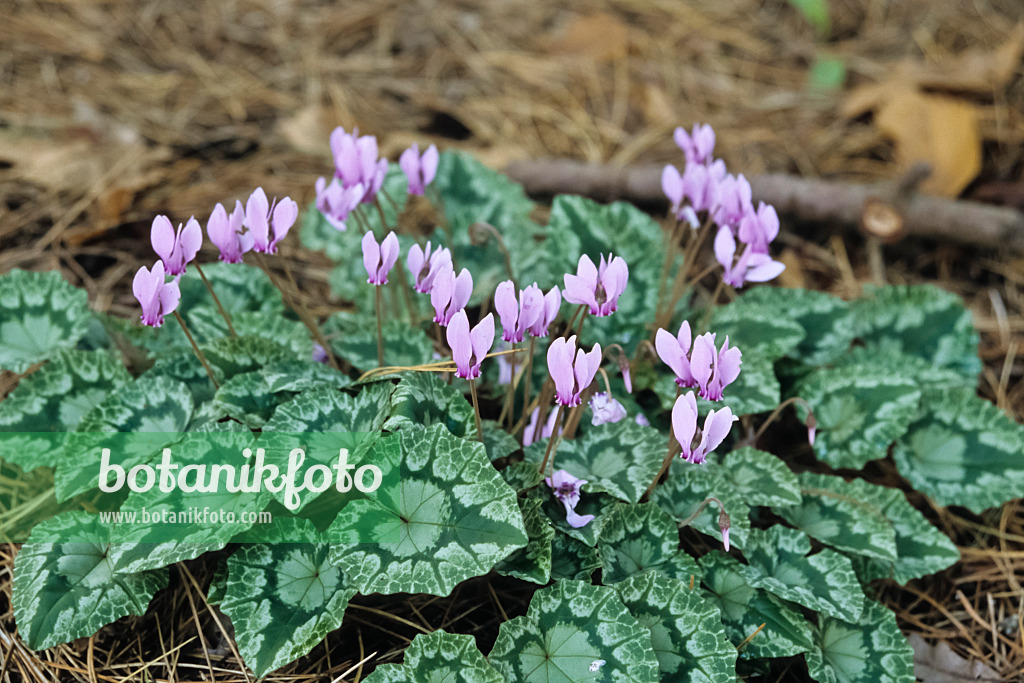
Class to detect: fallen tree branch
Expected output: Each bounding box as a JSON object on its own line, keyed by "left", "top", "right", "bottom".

{"left": 504, "top": 159, "right": 1024, "bottom": 252}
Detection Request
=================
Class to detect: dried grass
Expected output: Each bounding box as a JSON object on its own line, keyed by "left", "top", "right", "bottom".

{"left": 1, "top": 0, "right": 1022, "bottom": 680}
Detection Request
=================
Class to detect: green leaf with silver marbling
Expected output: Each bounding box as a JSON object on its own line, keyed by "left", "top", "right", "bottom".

{"left": 598, "top": 503, "right": 700, "bottom": 584}
{"left": 496, "top": 496, "right": 553, "bottom": 585}
{"left": 364, "top": 630, "right": 506, "bottom": 683}
{"left": 0, "top": 270, "right": 91, "bottom": 372}
{"left": 385, "top": 371, "right": 477, "bottom": 439}
{"left": 806, "top": 598, "right": 915, "bottom": 683}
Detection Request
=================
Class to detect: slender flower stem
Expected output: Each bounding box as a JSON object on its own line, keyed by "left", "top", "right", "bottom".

{"left": 562, "top": 306, "right": 583, "bottom": 338}
{"left": 468, "top": 378, "right": 483, "bottom": 442}
{"left": 676, "top": 496, "right": 726, "bottom": 529}
{"left": 642, "top": 386, "right": 681, "bottom": 502}
{"left": 538, "top": 403, "right": 566, "bottom": 475}
{"left": 573, "top": 306, "right": 588, "bottom": 339}
{"left": 501, "top": 344, "right": 517, "bottom": 429}
{"left": 173, "top": 310, "right": 219, "bottom": 389}
{"left": 744, "top": 396, "right": 814, "bottom": 447}
{"left": 374, "top": 285, "right": 385, "bottom": 367}
{"left": 193, "top": 262, "right": 236, "bottom": 337}
{"left": 253, "top": 252, "right": 339, "bottom": 369}
{"left": 659, "top": 215, "right": 715, "bottom": 333}
{"left": 562, "top": 400, "right": 586, "bottom": 440}
{"left": 700, "top": 278, "right": 727, "bottom": 330}
{"left": 522, "top": 336, "right": 536, "bottom": 424}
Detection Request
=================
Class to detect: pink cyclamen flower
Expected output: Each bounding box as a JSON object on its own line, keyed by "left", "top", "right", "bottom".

{"left": 674, "top": 123, "right": 716, "bottom": 167}
{"left": 713, "top": 226, "right": 785, "bottom": 289}
{"left": 430, "top": 263, "right": 473, "bottom": 327}
{"left": 523, "top": 406, "right": 563, "bottom": 446}
{"left": 151, "top": 215, "right": 202, "bottom": 276}
{"left": 132, "top": 260, "right": 180, "bottom": 328}
{"left": 635, "top": 413, "right": 651, "bottom": 427}
{"left": 656, "top": 320, "right": 697, "bottom": 388}
{"left": 672, "top": 392, "right": 736, "bottom": 465}
{"left": 563, "top": 254, "right": 628, "bottom": 317}
{"left": 737, "top": 202, "right": 780, "bottom": 254}
{"left": 407, "top": 241, "right": 452, "bottom": 293}
{"left": 713, "top": 173, "right": 753, "bottom": 230}
{"left": 362, "top": 231, "right": 400, "bottom": 285}
{"left": 689, "top": 332, "right": 742, "bottom": 402}
{"left": 329, "top": 127, "right": 388, "bottom": 203}
{"left": 662, "top": 165, "right": 684, "bottom": 215}
{"left": 545, "top": 470, "right": 594, "bottom": 528}
{"left": 547, "top": 335, "right": 602, "bottom": 407}
{"left": 315, "top": 176, "right": 364, "bottom": 232}
{"left": 494, "top": 281, "right": 544, "bottom": 343}
{"left": 244, "top": 187, "right": 298, "bottom": 254}
{"left": 446, "top": 310, "right": 494, "bottom": 380}
{"left": 590, "top": 392, "right": 627, "bottom": 426}
{"left": 399, "top": 143, "right": 439, "bottom": 195}
{"left": 527, "top": 286, "right": 562, "bottom": 337}
{"left": 206, "top": 201, "right": 253, "bottom": 264}
{"left": 682, "top": 163, "right": 718, "bottom": 215}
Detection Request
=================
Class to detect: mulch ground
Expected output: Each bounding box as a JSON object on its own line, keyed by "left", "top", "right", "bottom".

{"left": 1, "top": 0, "right": 1022, "bottom": 680}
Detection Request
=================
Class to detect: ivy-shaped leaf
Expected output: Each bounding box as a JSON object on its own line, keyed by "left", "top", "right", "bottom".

{"left": 0, "top": 350, "right": 130, "bottom": 471}
{"left": 780, "top": 472, "right": 957, "bottom": 584}
{"left": 614, "top": 572, "right": 736, "bottom": 682}
{"left": 56, "top": 375, "right": 193, "bottom": 501}
{"left": 107, "top": 431, "right": 273, "bottom": 574}
{"left": 528, "top": 420, "right": 665, "bottom": 504}
{"left": 482, "top": 420, "right": 521, "bottom": 462}
{"left": 598, "top": 503, "right": 701, "bottom": 584}
{"left": 328, "top": 424, "right": 527, "bottom": 596}
{"left": 829, "top": 346, "right": 966, "bottom": 391}
{"left": 189, "top": 308, "right": 313, "bottom": 357}
{"left": 0, "top": 270, "right": 91, "bottom": 372}
{"left": 737, "top": 526, "right": 864, "bottom": 623}
{"left": 364, "top": 630, "right": 506, "bottom": 683}
{"left": 263, "top": 383, "right": 393, "bottom": 512}
{"left": 651, "top": 461, "right": 750, "bottom": 550}
{"left": 385, "top": 371, "right": 477, "bottom": 439}
{"left": 776, "top": 472, "right": 897, "bottom": 564}
{"left": 260, "top": 360, "right": 352, "bottom": 393}
{"left": 488, "top": 579, "right": 660, "bottom": 683}
{"left": 202, "top": 336, "right": 296, "bottom": 380}
{"left": 143, "top": 352, "right": 218, "bottom": 404}
{"left": 12, "top": 511, "right": 169, "bottom": 650}
{"left": 496, "top": 496, "right": 553, "bottom": 585}
{"left": 734, "top": 287, "right": 855, "bottom": 366}
{"left": 550, "top": 530, "right": 602, "bottom": 581}
{"left": 796, "top": 364, "right": 921, "bottom": 469}
{"left": 710, "top": 447, "right": 801, "bottom": 508}
{"left": 221, "top": 518, "right": 356, "bottom": 679}
{"left": 699, "top": 551, "right": 815, "bottom": 660}
{"left": 892, "top": 387, "right": 1024, "bottom": 513}
{"left": 500, "top": 461, "right": 544, "bottom": 492}
{"left": 852, "top": 284, "right": 981, "bottom": 380}
{"left": 805, "top": 598, "right": 915, "bottom": 683}
{"left": 710, "top": 300, "right": 806, "bottom": 361}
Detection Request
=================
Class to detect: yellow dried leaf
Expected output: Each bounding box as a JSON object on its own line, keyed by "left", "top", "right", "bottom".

{"left": 874, "top": 89, "right": 981, "bottom": 197}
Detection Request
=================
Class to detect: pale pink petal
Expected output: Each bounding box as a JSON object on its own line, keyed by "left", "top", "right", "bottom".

{"left": 470, "top": 313, "right": 495, "bottom": 367}
{"left": 361, "top": 231, "right": 381, "bottom": 284}
{"left": 179, "top": 217, "right": 203, "bottom": 264}
{"left": 547, "top": 336, "right": 577, "bottom": 406}
{"left": 421, "top": 144, "right": 439, "bottom": 186}
{"left": 206, "top": 204, "right": 230, "bottom": 253}
{"left": 494, "top": 280, "right": 518, "bottom": 340}
{"left": 451, "top": 268, "right": 473, "bottom": 313}
{"left": 379, "top": 231, "right": 400, "bottom": 279}
{"left": 662, "top": 164, "right": 684, "bottom": 208}
{"left": 690, "top": 334, "right": 716, "bottom": 396}
{"left": 672, "top": 392, "right": 699, "bottom": 460}
{"left": 150, "top": 215, "right": 176, "bottom": 265}
{"left": 446, "top": 310, "right": 472, "bottom": 378}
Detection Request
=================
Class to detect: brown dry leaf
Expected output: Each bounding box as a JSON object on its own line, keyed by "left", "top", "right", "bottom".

{"left": 920, "top": 23, "right": 1024, "bottom": 93}
{"left": 910, "top": 635, "right": 1001, "bottom": 682}
{"left": 0, "top": 136, "right": 104, "bottom": 196}
{"left": 776, "top": 248, "right": 807, "bottom": 289}
{"left": 874, "top": 89, "right": 981, "bottom": 196}
{"left": 276, "top": 104, "right": 336, "bottom": 156}
{"left": 549, "top": 12, "right": 630, "bottom": 63}
{"left": 642, "top": 84, "right": 676, "bottom": 126}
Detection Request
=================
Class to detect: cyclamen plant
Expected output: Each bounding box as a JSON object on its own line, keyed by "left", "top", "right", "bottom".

{"left": 2, "top": 121, "right": 1018, "bottom": 683}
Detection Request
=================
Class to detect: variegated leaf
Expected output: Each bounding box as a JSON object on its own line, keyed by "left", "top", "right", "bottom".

{"left": 0, "top": 270, "right": 91, "bottom": 372}
{"left": 598, "top": 503, "right": 700, "bottom": 584}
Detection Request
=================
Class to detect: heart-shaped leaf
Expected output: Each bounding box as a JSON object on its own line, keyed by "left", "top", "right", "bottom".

{"left": 0, "top": 270, "right": 91, "bottom": 372}
{"left": 12, "top": 511, "right": 169, "bottom": 650}
{"left": 614, "top": 571, "right": 736, "bottom": 682}
{"left": 710, "top": 300, "right": 807, "bottom": 361}
{"left": 733, "top": 287, "right": 855, "bottom": 366}
{"left": 550, "top": 530, "right": 602, "bottom": 581}
{"left": 328, "top": 424, "right": 527, "bottom": 596}
{"left": 221, "top": 518, "right": 356, "bottom": 678}
{"left": 385, "top": 371, "right": 477, "bottom": 439}
{"left": 598, "top": 503, "right": 700, "bottom": 584}
{"left": 364, "top": 630, "right": 506, "bottom": 683}
{"left": 710, "top": 447, "right": 801, "bottom": 508}
{"left": 699, "top": 551, "right": 814, "bottom": 659}
{"left": 892, "top": 387, "right": 1024, "bottom": 513}
{"left": 488, "top": 579, "right": 660, "bottom": 683}
{"left": 651, "top": 461, "right": 750, "bottom": 550}
{"left": 496, "top": 496, "right": 554, "bottom": 585}
{"left": 805, "top": 598, "right": 915, "bottom": 683}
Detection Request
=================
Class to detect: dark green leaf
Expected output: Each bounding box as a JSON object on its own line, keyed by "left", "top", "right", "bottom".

{"left": 0, "top": 270, "right": 91, "bottom": 372}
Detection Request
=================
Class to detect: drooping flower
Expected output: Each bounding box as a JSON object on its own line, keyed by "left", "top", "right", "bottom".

{"left": 362, "top": 231, "right": 400, "bottom": 285}
{"left": 315, "top": 176, "right": 364, "bottom": 232}
{"left": 206, "top": 201, "right": 253, "bottom": 264}
{"left": 719, "top": 510, "right": 731, "bottom": 552}
{"left": 689, "top": 332, "right": 742, "bottom": 401}
{"left": 563, "top": 254, "right": 628, "bottom": 317}
{"left": 132, "top": 260, "right": 180, "bottom": 328}
{"left": 429, "top": 263, "right": 473, "bottom": 327}
{"left": 713, "top": 226, "right": 785, "bottom": 289}
{"left": 737, "top": 202, "right": 780, "bottom": 254}
{"left": 671, "top": 392, "right": 736, "bottom": 465}
{"left": 407, "top": 241, "right": 451, "bottom": 293}
{"left": 522, "top": 405, "right": 563, "bottom": 447}
{"left": 545, "top": 469, "right": 594, "bottom": 528}
{"left": 712, "top": 173, "right": 753, "bottom": 231}
{"left": 399, "top": 143, "right": 439, "bottom": 195}
{"left": 151, "top": 215, "right": 202, "bottom": 276}
{"left": 494, "top": 281, "right": 544, "bottom": 343}
{"left": 244, "top": 187, "right": 298, "bottom": 254}
{"left": 527, "top": 286, "right": 562, "bottom": 337}
{"left": 656, "top": 320, "right": 695, "bottom": 388}
{"left": 662, "top": 164, "right": 684, "bottom": 215}
{"left": 635, "top": 413, "right": 651, "bottom": 427}
{"left": 674, "top": 123, "right": 716, "bottom": 167}
{"left": 446, "top": 310, "right": 494, "bottom": 380}
{"left": 329, "top": 127, "right": 388, "bottom": 204}
{"left": 589, "top": 392, "right": 627, "bottom": 426}
{"left": 312, "top": 343, "right": 329, "bottom": 364}
{"left": 547, "top": 335, "right": 602, "bottom": 407}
